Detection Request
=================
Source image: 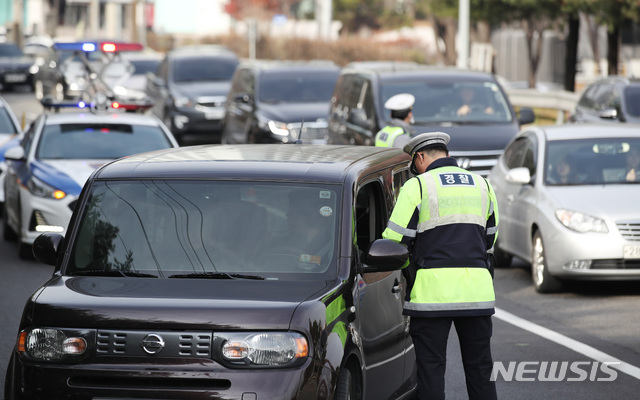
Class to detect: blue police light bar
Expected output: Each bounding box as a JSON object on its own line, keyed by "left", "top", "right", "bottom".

{"left": 40, "top": 96, "right": 89, "bottom": 110}
{"left": 53, "top": 42, "right": 98, "bottom": 52}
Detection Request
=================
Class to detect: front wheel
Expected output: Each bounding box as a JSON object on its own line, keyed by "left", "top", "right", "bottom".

{"left": 335, "top": 367, "right": 359, "bottom": 400}
{"left": 531, "top": 231, "right": 562, "bottom": 293}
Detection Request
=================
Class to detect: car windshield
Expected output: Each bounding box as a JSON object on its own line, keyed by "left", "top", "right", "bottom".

{"left": 545, "top": 138, "right": 640, "bottom": 186}
{"left": 0, "top": 107, "right": 18, "bottom": 134}
{"left": 381, "top": 81, "right": 513, "bottom": 124}
{"left": 172, "top": 57, "right": 238, "bottom": 82}
{"left": 66, "top": 181, "right": 340, "bottom": 280}
{"left": 36, "top": 123, "right": 172, "bottom": 159}
{"left": 0, "top": 43, "right": 24, "bottom": 57}
{"left": 258, "top": 70, "right": 339, "bottom": 103}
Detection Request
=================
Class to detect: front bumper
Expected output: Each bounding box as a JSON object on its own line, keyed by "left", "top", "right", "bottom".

{"left": 168, "top": 106, "right": 225, "bottom": 135}
{"left": 8, "top": 355, "right": 330, "bottom": 400}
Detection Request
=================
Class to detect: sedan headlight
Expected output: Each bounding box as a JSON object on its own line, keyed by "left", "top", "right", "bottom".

{"left": 257, "top": 115, "right": 291, "bottom": 137}
{"left": 174, "top": 96, "right": 194, "bottom": 108}
{"left": 27, "top": 175, "right": 66, "bottom": 199}
{"left": 18, "top": 328, "right": 93, "bottom": 362}
{"left": 218, "top": 332, "right": 308, "bottom": 367}
{"left": 555, "top": 209, "right": 608, "bottom": 233}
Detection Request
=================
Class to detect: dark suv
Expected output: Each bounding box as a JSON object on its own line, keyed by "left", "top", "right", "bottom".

{"left": 328, "top": 63, "right": 534, "bottom": 176}
{"left": 145, "top": 45, "right": 239, "bottom": 144}
{"left": 221, "top": 60, "right": 340, "bottom": 144}
{"left": 6, "top": 144, "right": 417, "bottom": 400}
{"left": 569, "top": 76, "right": 640, "bottom": 124}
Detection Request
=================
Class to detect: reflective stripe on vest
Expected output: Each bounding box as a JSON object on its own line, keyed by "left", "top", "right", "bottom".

{"left": 375, "top": 126, "right": 406, "bottom": 147}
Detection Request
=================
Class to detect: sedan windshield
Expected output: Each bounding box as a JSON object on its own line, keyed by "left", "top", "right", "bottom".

{"left": 173, "top": 57, "right": 238, "bottom": 82}
{"left": 381, "top": 81, "right": 513, "bottom": 124}
{"left": 258, "top": 70, "right": 339, "bottom": 103}
{"left": 36, "top": 123, "right": 173, "bottom": 159}
{"left": 66, "top": 181, "right": 340, "bottom": 279}
{"left": 545, "top": 138, "right": 640, "bottom": 185}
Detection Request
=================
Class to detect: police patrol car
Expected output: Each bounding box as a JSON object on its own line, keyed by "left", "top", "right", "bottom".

{"left": 2, "top": 94, "right": 179, "bottom": 258}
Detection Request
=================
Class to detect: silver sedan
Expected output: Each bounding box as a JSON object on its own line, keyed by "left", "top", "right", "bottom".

{"left": 488, "top": 123, "right": 640, "bottom": 293}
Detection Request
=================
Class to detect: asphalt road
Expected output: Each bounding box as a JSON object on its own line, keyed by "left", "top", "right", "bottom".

{"left": 2, "top": 91, "right": 640, "bottom": 399}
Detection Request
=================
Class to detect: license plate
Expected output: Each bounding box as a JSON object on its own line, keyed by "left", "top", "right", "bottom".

{"left": 204, "top": 110, "right": 224, "bottom": 120}
{"left": 623, "top": 244, "right": 640, "bottom": 259}
{"left": 4, "top": 73, "right": 26, "bottom": 83}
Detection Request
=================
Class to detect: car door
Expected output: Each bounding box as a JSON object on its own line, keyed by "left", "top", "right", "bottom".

{"left": 354, "top": 176, "right": 412, "bottom": 399}
{"left": 493, "top": 134, "right": 534, "bottom": 258}
{"left": 4, "top": 118, "right": 38, "bottom": 230}
{"left": 223, "top": 68, "right": 255, "bottom": 143}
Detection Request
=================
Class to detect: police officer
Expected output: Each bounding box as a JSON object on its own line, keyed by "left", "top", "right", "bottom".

{"left": 374, "top": 93, "right": 415, "bottom": 148}
{"left": 382, "top": 131, "right": 498, "bottom": 400}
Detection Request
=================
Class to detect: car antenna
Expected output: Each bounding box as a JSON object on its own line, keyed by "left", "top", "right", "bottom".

{"left": 294, "top": 119, "right": 304, "bottom": 144}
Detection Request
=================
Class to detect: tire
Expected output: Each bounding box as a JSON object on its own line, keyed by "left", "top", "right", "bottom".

{"left": 531, "top": 230, "right": 562, "bottom": 293}
{"left": 493, "top": 239, "right": 512, "bottom": 268}
{"left": 334, "top": 367, "right": 361, "bottom": 400}
{"left": 34, "top": 79, "right": 44, "bottom": 100}
{"left": 3, "top": 202, "right": 17, "bottom": 241}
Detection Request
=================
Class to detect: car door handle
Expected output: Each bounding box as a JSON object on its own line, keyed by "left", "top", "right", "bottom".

{"left": 392, "top": 280, "right": 402, "bottom": 294}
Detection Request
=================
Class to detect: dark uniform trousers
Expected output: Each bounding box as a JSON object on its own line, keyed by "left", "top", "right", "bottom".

{"left": 409, "top": 315, "right": 497, "bottom": 400}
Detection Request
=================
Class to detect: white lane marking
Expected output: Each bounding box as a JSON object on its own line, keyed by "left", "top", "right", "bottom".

{"left": 495, "top": 307, "right": 640, "bottom": 380}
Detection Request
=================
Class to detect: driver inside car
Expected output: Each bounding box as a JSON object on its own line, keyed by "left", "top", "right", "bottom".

{"left": 456, "top": 86, "right": 495, "bottom": 116}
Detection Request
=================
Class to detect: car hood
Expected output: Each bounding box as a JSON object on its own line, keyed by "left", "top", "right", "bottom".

{"left": 546, "top": 185, "right": 640, "bottom": 220}
{"left": 412, "top": 121, "right": 519, "bottom": 151}
{"left": 29, "top": 276, "right": 330, "bottom": 329}
{"left": 258, "top": 102, "right": 330, "bottom": 124}
{"left": 0, "top": 55, "right": 33, "bottom": 68}
{"left": 33, "top": 159, "right": 110, "bottom": 196}
{"left": 172, "top": 81, "right": 232, "bottom": 98}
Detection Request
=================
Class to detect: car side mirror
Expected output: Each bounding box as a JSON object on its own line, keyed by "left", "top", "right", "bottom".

{"left": 32, "top": 233, "right": 64, "bottom": 266}
{"left": 4, "top": 146, "right": 25, "bottom": 161}
{"left": 518, "top": 107, "right": 535, "bottom": 125}
{"left": 505, "top": 167, "right": 531, "bottom": 185}
{"left": 362, "top": 239, "right": 409, "bottom": 273}
{"left": 348, "top": 108, "right": 370, "bottom": 128}
{"left": 147, "top": 72, "right": 165, "bottom": 88}
{"left": 233, "top": 92, "right": 251, "bottom": 104}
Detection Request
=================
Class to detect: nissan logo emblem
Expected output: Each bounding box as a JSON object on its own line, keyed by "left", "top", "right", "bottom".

{"left": 457, "top": 158, "right": 471, "bottom": 169}
{"left": 141, "top": 334, "right": 165, "bottom": 355}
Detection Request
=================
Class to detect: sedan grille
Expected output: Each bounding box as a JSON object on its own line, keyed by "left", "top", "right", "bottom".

{"left": 590, "top": 259, "right": 640, "bottom": 269}
{"left": 290, "top": 121, "right": 329, "bottom": 142}
{"left": 96, "top": 330, "right": 213, "bottom": 358}
{"left": 449, "top": 150, "right": 504, "bottom": 177}
{"left": 616, "top": 220, "right": 640, "bottom": 242}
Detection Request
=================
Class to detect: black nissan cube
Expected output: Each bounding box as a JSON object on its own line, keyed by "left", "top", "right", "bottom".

{"left": 5, "top": 144, "right": 417, "bottom": 400}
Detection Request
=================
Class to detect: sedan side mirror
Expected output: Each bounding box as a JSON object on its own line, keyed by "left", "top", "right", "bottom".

{"left": 362, "top": 239, "right": 409, "bottom": 273}
{"left": 4, "top": 146, "right": 25, "bottom": 161}
{"left": 32, "top": 233, "right": 64, "bottom": 266}
{"left": 505, "top": 167, "right": 532, "bottom": 185}
{"left": 518, "top": 107, "right": 535, "bottom": 125}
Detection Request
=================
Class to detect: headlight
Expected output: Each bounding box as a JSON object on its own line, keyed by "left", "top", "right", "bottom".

{"left": 555, "top": 209, "right": 608, "bottom": 233}
{"left": 174, "top": 96, "right": 194, "bottom": 108}
{"left": 219, "top": 332, "right": 308, "bottom": 367}
{"left": 18, "top": 328, "right": 93, "bottom": 362}
{"left": 27, "top": 175, "right": 66, "bottom": 199}
{"left": 257, "top": 115, "right": 290, "bottom": 137}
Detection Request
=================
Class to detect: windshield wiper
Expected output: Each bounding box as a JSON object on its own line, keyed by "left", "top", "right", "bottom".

{"left": 69, "top": 269, "right": 159, "bottom": 278}
{"left": 168, "top": 272, "right": 265, "bottom": 280}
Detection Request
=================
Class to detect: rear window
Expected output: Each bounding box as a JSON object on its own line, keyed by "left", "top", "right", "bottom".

{"left": 66, "top": 181, "right": 340, "bottom": 280}
{"left": 36, "top": 123, "right": 172, "bottom": 159}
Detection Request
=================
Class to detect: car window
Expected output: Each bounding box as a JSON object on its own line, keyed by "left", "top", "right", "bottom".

{"left": 623, "top": 86, "right": 640, "bottom": 117}
{"left": 381, "top": 81, "right": 513, "bottom": 124}
{"left": 0, "top": 43, "right": 24, "bottom": 57}
{"left": 130, "top": 59, "right": 160, "bottom": 75}
{"left": 545, "top": 138, "right": 640, "bottom": 185}
{"left": 258, "top": 70, "right": 338, "bottom": 103}
{"left": 502, "top": 136, "right": 529, "bottom": 169}
{"left": 67, "top": 181, "right": 341, "bottom": 279}
{"left": 36, "top": 123, "right": 172, "bottom": 159}
{"left": 172, "top": 57, "right": 238, "bottom": 82}
{"left": 0, "top": 106, "right": 18, "bottom": 134}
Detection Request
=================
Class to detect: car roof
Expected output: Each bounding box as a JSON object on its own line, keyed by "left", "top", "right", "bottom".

{"left": 42, "top": 110, "right": 163, "bottom": 127}
{"left": 93, "top": 144, "right": 409, "bottom": 182}
{"left": 341, "top": 65, "right": 498, "bottom": 82}
{"left": 238, "top": 59, "right": 339, "bottom": 72}
{"left": 535, "top": 123, "right": 640, "bottom": 141}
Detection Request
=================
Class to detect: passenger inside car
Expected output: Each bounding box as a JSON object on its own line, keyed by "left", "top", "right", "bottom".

{"left": 547, "top": 154, "right": 579, "bottom": 185}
